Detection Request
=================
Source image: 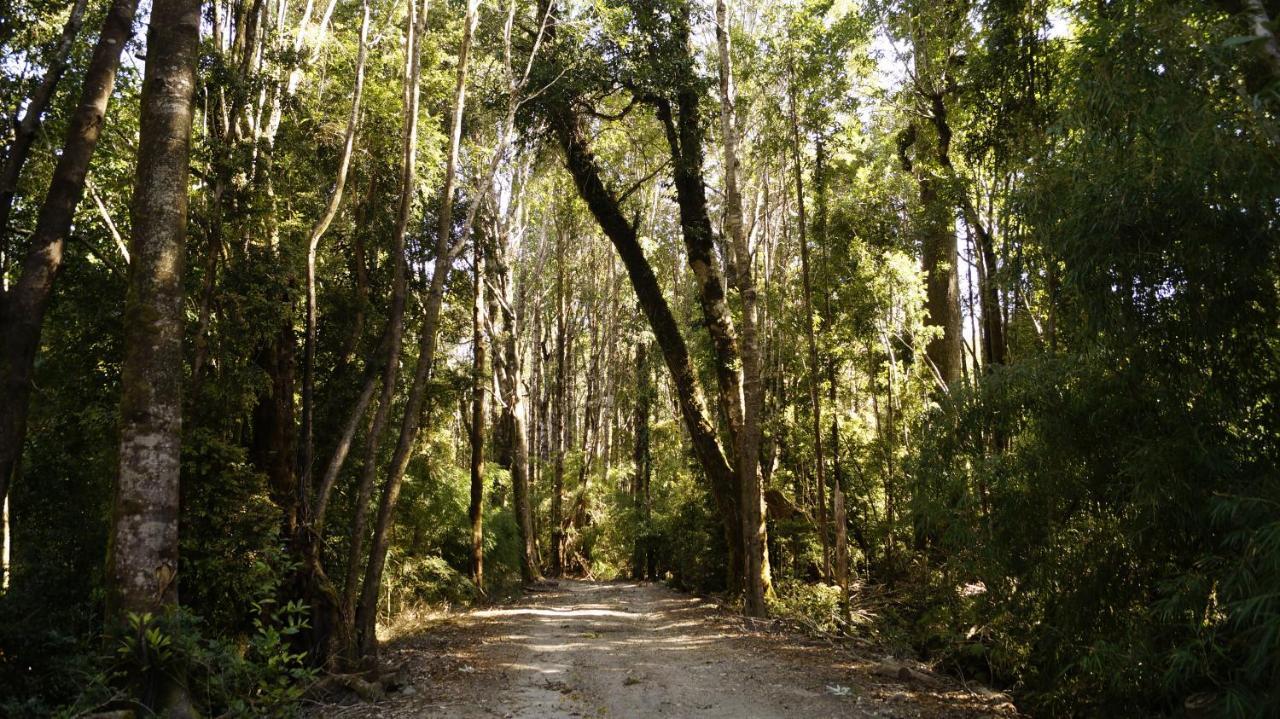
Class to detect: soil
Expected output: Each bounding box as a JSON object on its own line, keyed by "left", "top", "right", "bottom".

{"left": 310, "top": 580, "right": 1020, "bottom": 718}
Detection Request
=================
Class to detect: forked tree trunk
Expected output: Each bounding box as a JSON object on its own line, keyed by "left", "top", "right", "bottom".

{"left": 302, "top": 0, "right": 370, "bottom": 497}
{"left": 927, "top": 94, "right": 1004, "bottom": 369}
{"left": 909, "top": 29, "right": 963, "bottom": 390}
{"left": 105, "top": 0, "right": 200, "bottom": 712}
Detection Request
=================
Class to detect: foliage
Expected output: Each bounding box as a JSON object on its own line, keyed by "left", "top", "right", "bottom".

{"left": 3, "top": 0, "right": 1279, "bottom": 716}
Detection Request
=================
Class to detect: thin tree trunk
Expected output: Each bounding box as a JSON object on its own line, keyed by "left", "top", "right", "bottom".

{"left": 469, "top": 224, "right": 487, "bottom": 592}
{"left": 786, "top": 72, "right": 829, "bottom": 580}
{"left": 313, "top": 364, "right": 378, "bottom": 531}
{"left": 105, "top": 0, "right": 199, "bottom": 711}
{"left": 830, "top": 361, "right": 848, "bottom": 591}
{"left": 631, "top": 341, "right": 653, "bottom": 579}
{"left": 550, "top": 222, "right": 567, "bottom": 576}
{"left": 354, "top": 0, "right": 477, "bottom": 661}
{"left": 302, "top": 1, "right": 370, "bottom": 498}
{"left": 341, "top": 0, "right": 420, "bottom": 649}
{"left": 492, "top": 183, "right": 540, "bottom": 583}
{"left": 0, "top": 0, "right": 141, "bottom": 565}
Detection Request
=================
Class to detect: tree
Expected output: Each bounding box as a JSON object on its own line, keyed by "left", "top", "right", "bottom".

{"left": 0, "top": 0, "right": 141, "bottom": 578}
{"left": 0, "top": 0, "right": 89, "bottom": 240}
{"left": 104, "top": 0, "right": 200, "bottom": 712}
{"left": 716, "top": 0, "right": 769, "bottom": 615}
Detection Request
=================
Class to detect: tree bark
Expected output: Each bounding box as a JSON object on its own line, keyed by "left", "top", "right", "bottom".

{"left": 105, "top": 0, "right": 199, "bottom": 711}
{"left": 907, "top": 26, "right": 964, "bottom": 390}
{"left": 631, "top": 342, "right": 653, "bottom": 580}
{"left": 469, "top": 225, "right": 488, "bottom": 592}
{"left": 0, "top": 0, "right": 141, "bottom": 580}
{"left": 717, "top": 0, "right": 770, "bottom": 615}
{"left": 491, "top": 185, "right": 541, "bottom": 583}
{"left": 925, "top": 92, "right": 1004, "bottom": 369}
{"left": 550, "top": 222, "right": 567, "bottom": 576}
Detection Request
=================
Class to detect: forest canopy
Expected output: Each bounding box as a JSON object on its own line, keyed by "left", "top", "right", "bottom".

{"left": 0, "top": 0, "right": 1278, "bottom": 716}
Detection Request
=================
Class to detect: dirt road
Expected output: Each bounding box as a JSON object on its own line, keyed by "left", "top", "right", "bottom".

{"left": 314, "top": 580, "right": 1017, "bottom": 718}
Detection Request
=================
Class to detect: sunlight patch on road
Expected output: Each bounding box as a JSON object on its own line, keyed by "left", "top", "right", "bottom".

{"left": 474, "top": 607, "right": 646, "bottom": 620}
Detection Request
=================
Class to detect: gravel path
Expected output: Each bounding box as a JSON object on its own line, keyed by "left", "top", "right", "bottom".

{"left": 313, "top": 580, "right": 1018, "bottom": 718}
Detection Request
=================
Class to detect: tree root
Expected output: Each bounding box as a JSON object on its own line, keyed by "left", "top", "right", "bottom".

{"left": 305, "top": 661, "right": 411, "bottom": 704}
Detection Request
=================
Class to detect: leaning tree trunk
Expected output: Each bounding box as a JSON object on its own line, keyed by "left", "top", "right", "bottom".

{"left": 354, "top": 0, "right": 477, "bottom": 662}
{"left": 302, "top": 0, "right": 370, "bottom": 496}
{"left": 0, "top": 0, "right": 141, "bottom": 585}
{"left": 546, "top": 98, "right": 743, "bottom": 586}
{"left": 0, "top": 0, "right": 90, "bottom": 241}
{"left": 105, "top": 0, "right": 200, "bottom": 712}
{"left": 340, "top": 0, "right": 420, "bottom": 658}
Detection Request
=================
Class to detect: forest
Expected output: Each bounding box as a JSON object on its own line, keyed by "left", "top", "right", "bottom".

{"left": 0, "top": 0, "right": 1278, "bottom": 715}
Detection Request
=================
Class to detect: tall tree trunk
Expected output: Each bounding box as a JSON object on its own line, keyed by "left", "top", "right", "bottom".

{"left": 642, "top": 3, "right": 752, "bottom": 592}
{"left": 717, "top": 0, "right": 769, "bottom": 615}
{"left": 652, "top": 73, "right": 745, "bottom": 475}
{"left": 469, "top": 226, "right": 487, "bottom": 592}
{"left": 0, "top": 0, "right": 90, "bottom": 241}
{"left": 492, "top": 188, "right": 540, "bottom": 583}
{"left": 908, "top": 25, "right": 963, "bottom": 389}
{"left": 631, "top": 341, "right": 653, "bottom": 580}
{"left": 830, "top": 361, "right": 848, "bottom": 590}
{"left": 354, "top": 0, "right": 477, "bottom": 661}
{"left": 105, "top": 0, "right": 199, "bottom": 711}
{"left": 786, "top": 72, "right": 829, "bottom": 579}
{"left": 341, "top": 0, "right": 420, "bottom": 651}
{"left": 550, "top": 223, "right": 567, "bottom": 576}
{"left": 0, "top": 0, "right": 141, "bottom": 581}
{"left": 918, "top": 181, "right": 963, "bottom": 387}
{"left": 927, "top": 95, "right": 1004, "bottom": 369}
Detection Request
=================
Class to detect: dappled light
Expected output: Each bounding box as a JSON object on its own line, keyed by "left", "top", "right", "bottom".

{"left": 1, "top": 0, "right": 1276, "bottom": 716}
